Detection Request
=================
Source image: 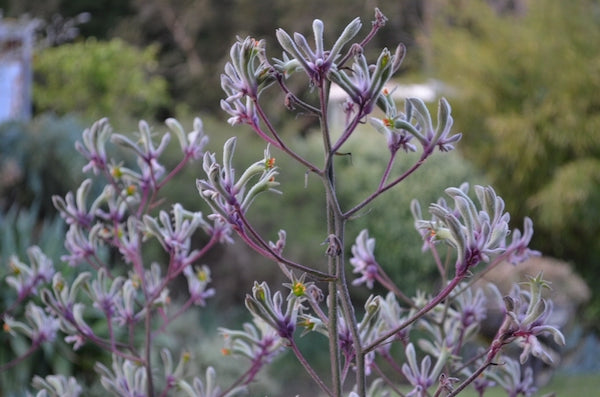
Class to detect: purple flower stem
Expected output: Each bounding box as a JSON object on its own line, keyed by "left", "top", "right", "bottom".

{"left": 375, "top": 267, "right": 415, "bottom": 307}
{"left": 156, "top": 152, "right": 193, "bottom": 192}
{"left": 253, "top": 99, "right": 321, "bottom": 173}
{"left": 364, "top": 273, "right": 464, "bottom": 354}
{"left": 345, "top": 145, "right": 434, "bottom": 219}
{"left": 144, "top": 306, "right": 155, "bottom": 396}
{"left": 380, "top": 350, "right": 405, "bottom": 375}
{"left": 372, "top": 362, "right": 407, "bottom": 397}
{"left": 289, "top": 339, "right": 333, "bottom": 397}
{"left": 236, "top": 210, "right": 336, "bottom": 281}
{"left": 446, "top": 359, "right": 495, "bottom": 397}
{"left": 0, "top": 341, "right": 41, "bottom": 372}
{"left": 378, "top": 150, "right": 399, "bottom": 190}
{"left": 337, "top": 10, "right": 386, "bottom": 67}
{"left": 330, "top": 106, "right": 365, "bottom": 155}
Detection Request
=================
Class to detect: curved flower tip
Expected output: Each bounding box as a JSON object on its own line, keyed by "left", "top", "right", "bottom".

{"left": 349, "top": 229, "right": 379, "bottom": 289}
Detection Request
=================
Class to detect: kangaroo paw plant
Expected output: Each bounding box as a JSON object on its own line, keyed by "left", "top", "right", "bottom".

{"left": 1, "top": 8, "right": 564, "bottom": 397}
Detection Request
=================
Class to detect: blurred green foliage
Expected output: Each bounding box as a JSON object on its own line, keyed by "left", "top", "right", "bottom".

{"left": 431, "top": 0, "right": 600, "bottom": 325}
{"left": 33, "top": 38, "right": 169, "bottom": 122}
{"left": 0, "top": 205, "right": 72, "bottom": 396}
{"left": 0, "top": 115, "right": 86, "bottom": 215}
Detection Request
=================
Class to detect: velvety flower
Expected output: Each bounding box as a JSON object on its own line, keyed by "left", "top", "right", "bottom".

{"left": 219, "top": 317, "right": 286, "bottom": 366}
{"left": 41, "top": 273, "right": 94, "bottom": 337}
{"left": 111, "top": 120, "right": 170, "bottom": 188}
{"left": 349, "top": 229, "right": 379, "bottom": 289}
{"left": 505, "top": 217, "right": 540, "bottom": 265}
{"left": 449, "top": 283, "right": 488, "bottom": 329}
{"left": 3, "top": 303, "right": 60, "bottom": 345}
{"left": 52, "top": 179, "right": 102, "bottom": 228}
{"left": 6, "top": 246, "right": 55, "bottom": 299}
{"left": 143, "top": 204, "right": 206, "bottom": 258}
{"left": 32, "top": 374, "right": 82, "bottom": 397}
{"left": 275, "top": 17, "right": 362, "bottom": 84}
{"left": 87, "top": 268, "right": 125, "bottom": 317}
{"left": 113, "top": 279, "right": 145, "bottom": 327}
{"left": 402, "top": 342, "right": 449, "bottom": 397}
{"left": 61, "top": 224, "right": 102, "bottom": 267}
{"left": 165, "top": 117, "right": 209, "bottom": 160}
{"left": 183, "top": 265, "right": 216, "bottom": 306}
{"left": 75, "top": 118, "right": 111, "bottom": 174}
{"left": 117, "top": 217, "right": 141, "bottom": 265}
{"left": 374, "top": 292, "right": 412, "bottom": 348}
{"left": 503, "top": 273, "right": 565, "bottom": 365}
{"left": 487, "top": 356, "right": 537, "bottom": 397}
{"left": 370, "top": 115, "right": 417, "bottom": 154}
{"left": 176, "top": 366, "right": 246, "bottom": 397}
{"left": 412, "top": 184, "right": 513, "bottom": 275}
{"left": 95, "top": 184, "right": 132, "bottom": 224}
{"left": 329, "top": 45, "right": 404, "bottom": 114}
{"left": 244, "top": 281, "right": 301, "bottom": 339}
{"left": 197, "top": 138, "right": 280, "bottom": 227}
{"left": 96, "top": 356, "right": 147, "bottom": 397}
{"left": 220, "top": 36, "right": 273, "bottom": 126}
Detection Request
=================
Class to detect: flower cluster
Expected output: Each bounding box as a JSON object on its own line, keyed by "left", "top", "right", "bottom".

{"left": 501, "top": 273, "right": 565, "bottom": 365}
{"left": 370, "top": 95, "right": 461, "bottom": 155}
{"left": 221, "top": 37, "right": 274, "bottom": 126}
{"left": 197, "top": 137, "right": 279, "bottom": 230}
{"left": 411, "top": 183, "right": 533, "bottom": 275}
{"left": 5, "top": 246, "right": 55, "bottom": 300}
{"left": 275, "top": 17, "right": 362, "bottom": 85}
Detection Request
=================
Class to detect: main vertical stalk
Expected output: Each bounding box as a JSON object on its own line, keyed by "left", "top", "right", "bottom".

{"left": 319, "top": 80, "right": 366, "bottom": 397}
{"left": 319, "top": 79, "right": 343, "bottom": 397}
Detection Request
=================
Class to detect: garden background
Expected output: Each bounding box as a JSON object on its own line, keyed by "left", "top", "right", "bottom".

{"left": 0, "top": 0, "right": 599, "bottom": 395}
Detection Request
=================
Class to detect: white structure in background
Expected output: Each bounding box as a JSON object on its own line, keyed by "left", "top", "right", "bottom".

{"left": 328, "top": 79, "right": 448, "bottom": 130}
{"left": 0, "top": 14, "right": 39, "bottom": 123}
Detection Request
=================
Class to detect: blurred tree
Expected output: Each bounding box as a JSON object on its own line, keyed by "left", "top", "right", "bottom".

{"left": 430, "top": 0, "right": 600, "bottom": 326}
{"left": 33, "top": 38, "right": 169, "bottom": 122}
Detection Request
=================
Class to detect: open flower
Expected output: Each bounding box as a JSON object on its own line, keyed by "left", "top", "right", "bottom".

{"left": 75, "top": 118, "right": 111, "bottom": 174}
{"left": 220, "top": 36, "right": 274, "bottom": 126}
{"left": 275, "top": 17, "right": 362, "bottom": 84}
{"left": 165, "top": 117, "right": 208, "bottom": 160}
{"left": 183, "top": 265, "right": 216, "bottom": 306}
{"left": 244, "top": 281, "right": 302, "bottom": 339}
{"left": 197, "top": 137, "right": 280, "bottom": 227}
{"left": 96, "top": 356, "right": 147, "bottom": 397}
{"left": 329, "top": 45, "right": 404, "bottom": 114}
{"left": 6, "top": 246, "right": 55, "bottom": 299}
{"left": 503, "top": 273, "right": 565, "bottom": 365}
{"left": 349, "top": 229, "right": 380, "bottom": 289}
{"left": 402, "top": 343, "right": 449, "bottom": 397}
{"left": 32, "top": 374, "right": 82, "bottom": 397}
{"left": 487, "top": 356, "right": 537, "bottom": 397}
{"left": 3, "top": 303, "right": 60, "bottom": 345}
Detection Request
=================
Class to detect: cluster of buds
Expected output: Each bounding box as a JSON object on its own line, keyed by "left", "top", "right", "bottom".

{"left": 411, "top": 183, "right": 537, "bottom": 276}
{"left": 370, "top": 96, "right": 461, "bottom": 155}
{"left": 5, "top": 246, "right": 55, "bottom": 301}
{"left": 95, "top": 356, "right": 147, "bottom": 397}
{"left": 31, "top": 374, "right": 82, "bottom": 397}
{"left": 274, "top": 17, "right": 362, "bottom": 85}
{"left": 221, "top": 37, "right": 274, "bottom": 126}
{"left": 197, "top": 137, "right": 279, "bottom": 230}
{"left": 490, "top": 273, "right": 566, "bottom": 365}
